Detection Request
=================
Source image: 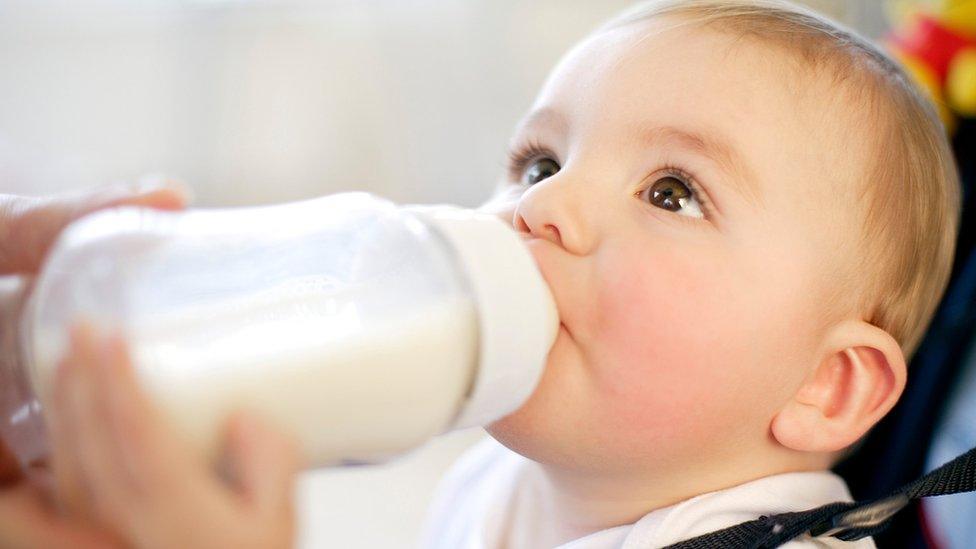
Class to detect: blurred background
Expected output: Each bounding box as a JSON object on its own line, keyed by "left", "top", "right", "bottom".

{"left": 0, "top": 1, "right": 900, "bottom": 547}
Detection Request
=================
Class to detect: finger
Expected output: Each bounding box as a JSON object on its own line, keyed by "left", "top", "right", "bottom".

{"left": 52, "top": 323, "right": 140, "bottom": 527}
{"left": 0, "top": 176, "right": 192, "bottom": 274}
{"left": 67, "top": 325, "right": 156, "bottom": 528}
{"left": 48, "top": 328, "right": 97, "bottom": 517}
{"left": 0, "top": 483, "right": 122, "bottom": 549}
{"left": 96, "top": 331, "right": 199, "bottom": 499}
{"left": 93, "top": 332, "right": 234, "bottom": 545}
{"left": 0, "top": 274, "right": 33, "bottom": 485}
{"left": 222, "top": 412, "right": 303, "bottom": 517}
{"left": 52, "top": 323, "right": 129, "bottom": 524}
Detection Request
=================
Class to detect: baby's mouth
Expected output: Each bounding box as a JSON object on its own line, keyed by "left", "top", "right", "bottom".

{"left": 516, "top": 233, "right": 566, "bottom": 340}
{"left": 559, "top": 321, "right": 574, "bottom": 342}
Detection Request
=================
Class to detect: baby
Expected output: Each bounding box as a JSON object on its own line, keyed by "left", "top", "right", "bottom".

{"left": 40, "top": 0, "right": 960, "bottom": 548}
{"left": 421, "top": 0, "right": 960, "bottom": 547}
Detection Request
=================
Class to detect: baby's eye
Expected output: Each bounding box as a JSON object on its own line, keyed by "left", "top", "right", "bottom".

{"left": 640, "top": 175, "right": 704, "bottom": 219}
{"left": 522, "top": 158, "right": 561, "bottom": 186}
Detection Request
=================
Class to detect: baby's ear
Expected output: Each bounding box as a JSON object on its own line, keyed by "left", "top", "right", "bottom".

{"left": 770, "top": 320, "right": 906, "bottom": 454}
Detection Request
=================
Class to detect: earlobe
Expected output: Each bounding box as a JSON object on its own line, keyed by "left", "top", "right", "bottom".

{"left": 771, "top": 321, "right": 906, "bottom": 454}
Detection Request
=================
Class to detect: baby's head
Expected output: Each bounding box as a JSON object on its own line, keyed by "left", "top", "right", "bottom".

{"left": 480, "top": 0, "right": 960, "bottom": 494}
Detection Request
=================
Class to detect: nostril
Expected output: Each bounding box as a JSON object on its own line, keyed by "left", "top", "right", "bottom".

{"left": 514, "top": 212, "right": 531, "bottom": 234}
{"left": 544, "top": 224, "right": 562, "bottom": 246}
{"left": 514, "top": 212, "right": 563, "bottom": 248}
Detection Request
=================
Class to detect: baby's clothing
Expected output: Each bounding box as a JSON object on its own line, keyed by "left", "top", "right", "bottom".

{"left": 420, "top": 437, "right": 875, "bottom": 548}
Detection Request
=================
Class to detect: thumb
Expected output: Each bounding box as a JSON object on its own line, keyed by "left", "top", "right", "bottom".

{"left": 0, "top": 176, "right": 192, "bottom": 274}
{"left": 221, "top": 412, "right": 303, "bottom": 516}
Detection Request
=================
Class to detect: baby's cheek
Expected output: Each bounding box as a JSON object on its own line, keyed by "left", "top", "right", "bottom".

{"left": 588, "top": 253, "right": 754, "bottom": 442}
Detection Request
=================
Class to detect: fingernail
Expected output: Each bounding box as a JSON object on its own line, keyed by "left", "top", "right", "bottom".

{"left": 65, "top": 353, "right": 87, "bottom": 406}
{"left": 69, "top": 318, "right": 94, "bottom": 340}
{"left": 97, "top": 176, "right": 191, "bottom": 202}
{"left": 132, "top": 174, "right": 194, "bottom": 202}
{"left": 96, "top": 332, "right": 126, "bottom": 375}
{"left": 53, "top": 356, "right": 74, "bottom": 398}
{"left": 68, "top": 320, "right": 99, "bottom": 357}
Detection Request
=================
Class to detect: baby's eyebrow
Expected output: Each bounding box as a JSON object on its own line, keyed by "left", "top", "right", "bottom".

{"left": 640, "top": 125, "right": 761, "bottom": 207}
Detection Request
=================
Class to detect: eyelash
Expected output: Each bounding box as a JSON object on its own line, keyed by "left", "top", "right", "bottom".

{"left": 506, "top": 139, "right": 553, "bottom": 183}
{"left": 649, "top": 165, "right": 716, "bottom": 220}
{"left": 505, "top": 141, "right": 716, "bottom": 220}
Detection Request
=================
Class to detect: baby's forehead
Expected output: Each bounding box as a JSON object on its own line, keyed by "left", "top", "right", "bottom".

{"left": 561, "top": 18, "right": 862, "bottom": 111}
{"left": 537, "top": 19, "right": 877, "bottom": 194}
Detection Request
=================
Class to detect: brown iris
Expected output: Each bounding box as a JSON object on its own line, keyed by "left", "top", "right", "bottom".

{"left": 649, "top": 176, "right": 691, "bottom": 212}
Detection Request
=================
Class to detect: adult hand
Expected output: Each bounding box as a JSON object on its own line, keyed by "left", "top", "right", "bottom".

{"left": 0, "top": 178, "right": 190, "bottom": 548}
{"left": 50, "top": 324, "right": 302, "bottom": 549}
{"left": 0, "top": 179, "right": 188, "bottom": 275}
{"left": 0, "top": 482, "right": 122, "bottom": 549}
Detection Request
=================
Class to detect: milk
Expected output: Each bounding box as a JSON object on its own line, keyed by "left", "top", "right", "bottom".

{"left": 136, "top": 297, "right": 477, "bottom": 464}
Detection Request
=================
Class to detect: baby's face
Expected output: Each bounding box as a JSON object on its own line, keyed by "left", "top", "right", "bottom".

{"left": 480, "top": 20, "right": 873, "bottom": 476}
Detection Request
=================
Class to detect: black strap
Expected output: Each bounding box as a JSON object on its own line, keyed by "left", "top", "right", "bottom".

{"left": 663, "top": 446, "right": 976, "bottom": 548}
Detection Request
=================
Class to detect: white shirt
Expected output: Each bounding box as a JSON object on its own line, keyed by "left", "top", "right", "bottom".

{"left": 420, "top": 438, "right": 876, "bottom": 549}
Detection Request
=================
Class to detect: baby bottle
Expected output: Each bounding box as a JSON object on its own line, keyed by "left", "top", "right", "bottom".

{"left": 0, "top": 192, "right": 558, "bottom": 471}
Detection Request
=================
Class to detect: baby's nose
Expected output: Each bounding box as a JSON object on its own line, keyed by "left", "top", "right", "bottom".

{"left": 513, "top": 179, "right": 592, "bottom": 255}
{"left": 515, "top": 213, "right": 563, "bottom": 248}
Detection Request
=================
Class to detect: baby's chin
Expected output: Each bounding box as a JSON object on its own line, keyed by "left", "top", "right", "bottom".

{"left": 482, "top": 340, "right": 601, "bottom": 466}
{"left": 485, "top": 407, "right": 584, "bottom": 469}
{"left": 485, "top": 416, "right": 556, "bottom": 465}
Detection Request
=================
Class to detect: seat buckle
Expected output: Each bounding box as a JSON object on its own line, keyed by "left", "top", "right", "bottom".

{"left": 808, "top": 494, "right": 910, "bottom": 540}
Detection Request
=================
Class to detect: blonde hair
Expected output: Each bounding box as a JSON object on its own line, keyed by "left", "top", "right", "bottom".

{"left": 602, "top": 0, "right": 961, "bottom": 357}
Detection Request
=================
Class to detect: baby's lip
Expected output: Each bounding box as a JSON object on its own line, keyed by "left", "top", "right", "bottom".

{"left": 518, "top": 235, "right": 549, "bottom": 272}
{"left": 559, "top": 321, "right": 574, "bottom": 341}
{"left": 518, "top": 234, "right": 568, "bottom": 338}
{"left": 518, "top": 233, "right": 550, "bottom": 255}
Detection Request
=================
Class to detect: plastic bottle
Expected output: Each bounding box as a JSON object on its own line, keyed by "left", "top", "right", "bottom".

{"left": 0, "top": 192, "right": 558, "bottom": 472}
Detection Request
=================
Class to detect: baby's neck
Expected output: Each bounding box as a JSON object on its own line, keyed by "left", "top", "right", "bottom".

{"left": 516, "top": 451, "right": 823, "bottom": 548}
{"left": 517, "top": 461, "right": 681, "bottom": 547}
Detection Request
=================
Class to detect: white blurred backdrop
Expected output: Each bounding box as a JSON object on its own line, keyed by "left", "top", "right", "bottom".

{"left": 0, "top": 1, "right": 888, "bottom": 547}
